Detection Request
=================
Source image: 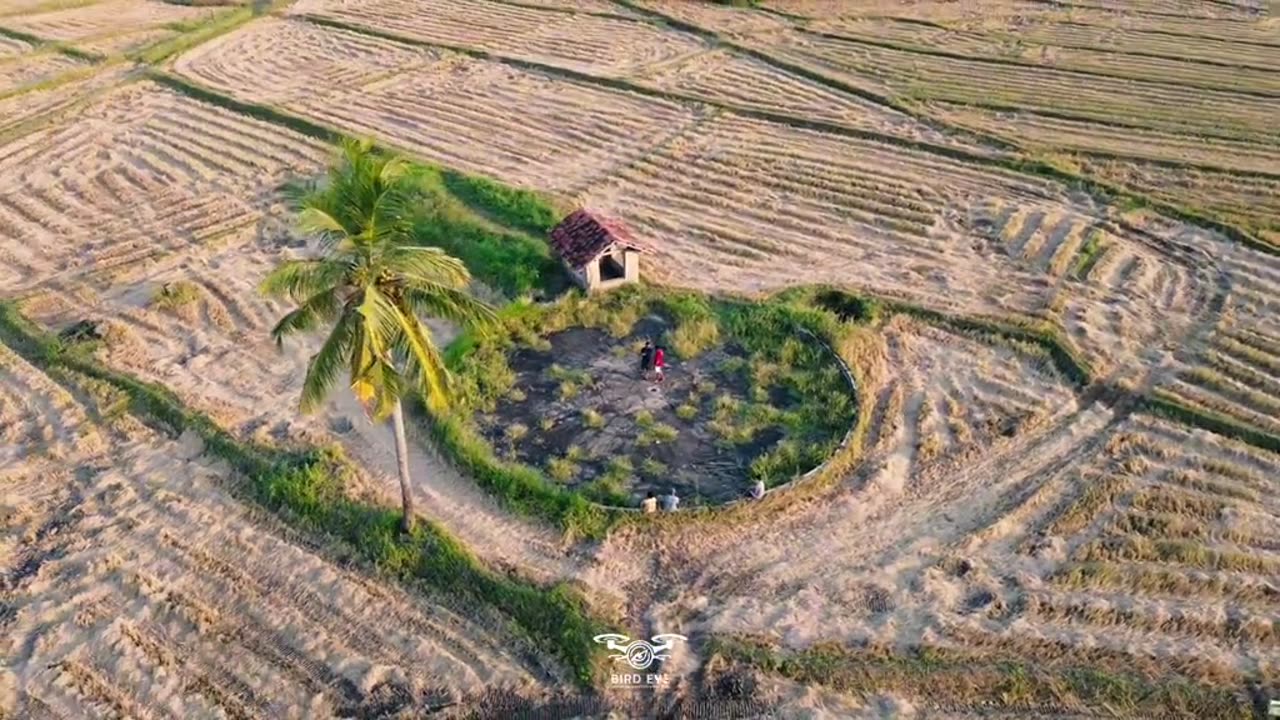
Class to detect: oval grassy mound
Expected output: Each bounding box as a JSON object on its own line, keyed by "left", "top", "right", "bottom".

{"left": 441, "top": 286, "right": 856, "bottom": 511}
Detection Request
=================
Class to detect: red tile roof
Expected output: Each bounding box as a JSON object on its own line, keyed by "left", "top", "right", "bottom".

{"left": 549, "top": 209, "right": 646, "bottom": 269}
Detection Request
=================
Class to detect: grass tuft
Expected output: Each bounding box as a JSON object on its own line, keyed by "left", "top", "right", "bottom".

{"left": 150, "top": 281, "right": 201, "bottom": 311}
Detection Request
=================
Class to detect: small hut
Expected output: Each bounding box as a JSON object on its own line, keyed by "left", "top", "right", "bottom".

{"left": 549, "top": 209, "right": 646, "bottom": 293}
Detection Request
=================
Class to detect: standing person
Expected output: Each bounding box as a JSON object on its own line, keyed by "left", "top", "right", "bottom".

{"left": 660, "top": 487, "right": 680, "bottom": 512}
{"left": 640, "top": 490, "right": 658, "bottom": 514}
{"left": 653, "top": 345, "right": 666, "bottom": 383}
{"left": 638, "top": 340, "right": 653, "bottom": 380}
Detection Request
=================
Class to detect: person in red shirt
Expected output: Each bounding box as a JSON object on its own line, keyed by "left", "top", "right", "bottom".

{"left": 653, "top": 346, "right": 666, "bottom": 383}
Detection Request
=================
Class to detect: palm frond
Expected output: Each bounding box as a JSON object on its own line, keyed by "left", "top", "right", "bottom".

{"left": 299, "top": 309, "right": 356, "bottom": 413}
{"left": 384, "top": 245, "right": 472, "bottom": 287}
{"left": 355, "top": 286, "right": 403, "bottom": 364}
{"left": 379, "top": 155, "right": 410, "bottom": 186}
{"left": 297, "top": 206, "right": 355, "bottom": 247}
{"left": 403, "top": 286, "right": 496, "bottom": 332}
{"left": 367, "top": 360, "right": 405, "bottom": 420}
{"left": 387, "top": 299, "right": 451, "bottom": 411}
{"left": 268, "top": 287, "right": 342, "bottom": 345}
{"left": 259, "top": 259, "right": 347, "bottom": 301}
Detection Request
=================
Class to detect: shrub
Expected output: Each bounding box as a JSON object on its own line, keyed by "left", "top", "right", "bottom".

{"left": 505, "top": 423, "right": 528, "bottom": 442}
{"left": 640, "top": 422, "right": 679, "bottom": 446}
{"left": 813, "top": 290, "right": 881, "bottom": 324}
{"left": 583, "top": 475, "right": 628, "bottom": 507}
{"left": 750, "top": 440, "right": 827, "bottom": 485}
{"left": 634, "top": 409, "right": 655, "bottom": 429}
{"left": 640, "top": 457, "right": 667, "bottom": 479}
{"left": 713, "top": 393, "right": 740, "bottom": 415}
{"left": 604, "top": 456, "right": 634, "bottom": 481}
{"left": 582, "top": 408, "right": 606, "bottom": 429}
{"left": 676, "top": 403, "right": 699, "bottom": 421}
{"left": 547, "top": 456, "right": 577, "bottom": 483}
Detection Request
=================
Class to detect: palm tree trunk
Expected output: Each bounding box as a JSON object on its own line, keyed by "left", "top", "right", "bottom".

{"left": 390, "top": 398, "right": 415, "bottom": 533}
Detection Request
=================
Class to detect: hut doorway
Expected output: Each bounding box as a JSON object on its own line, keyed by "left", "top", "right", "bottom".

{"left": 600, "top": 252, "right": 626, "bottom": 282}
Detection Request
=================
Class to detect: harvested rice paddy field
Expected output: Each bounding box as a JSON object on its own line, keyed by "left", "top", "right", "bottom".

{"left": 1, "top": 0, "right": 1278, "bottom": 717}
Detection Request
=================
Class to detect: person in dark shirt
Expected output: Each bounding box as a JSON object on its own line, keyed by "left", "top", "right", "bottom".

{"left": 639, "top": 340, "right": 654, "bottom": 379}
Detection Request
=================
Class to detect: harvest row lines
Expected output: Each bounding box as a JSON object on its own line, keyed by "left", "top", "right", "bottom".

{"left": 766, "top": 35, "right": 1280, "bottom": 144}
{"left": 294, "top": 0, "right": 707, "bottom": 76}
{"left": 2, "top": 0, "right": 218, "bottom": 43}
{"left": 811, "top": 15, "right": 1280, "bottom": 76}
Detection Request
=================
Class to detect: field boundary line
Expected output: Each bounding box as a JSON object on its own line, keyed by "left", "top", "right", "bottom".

{"left": 616, "top": 6, "right": 1280, "bottom": 158}
{"left": 917, "top": 95, "right": 1280, "bottom": 153}
{"left": 0, "top": 24, "right": 101, "bottom": 61}
{"left": 979, "top": 32, "right": 1279, "bottom": 74}
{"left": 1140, "top": 391, "right": 1280, "bottom": 455}
{"left": 706, "top": 634, "right": 1257, "bottom": 716}
{"left": 0, "top": 0, "right": 100, "bottom": 18}
{"left": 0, "top": 57, "right": 116, "bottom": 103}
{"left": 799, "top": 28, "right": 1280, "bottom": 100}
{"left": 0, "top": 65, "right": 141, "bottom": 147}
{"left": 484, "top": 0, "right": 641, "bottom": 21}
{"left": 296, "top": 12, "right": 1013, "bottom": 152}
{"left": 937, "top": 110, "right": 1280, "bottom": 182}
{"left": 1054, "top": 18, "right": 1280, "bottom": 50}
{"left": 1026, "top": 0, "right": 1275, "bottom": 30}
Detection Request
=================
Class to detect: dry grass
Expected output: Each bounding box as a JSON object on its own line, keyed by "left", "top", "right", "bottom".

{"left": 1045, "top": 473, "right": 1129, "bottom": 537}
{"left": 1052, "top": 562, "right": 1280, "bottom": 606}
{"left": 1025, "top": 593, "right": 1278, "bottom": 645}
{"left": 1076, "top": 536, "right": 1279, "bottom": 575}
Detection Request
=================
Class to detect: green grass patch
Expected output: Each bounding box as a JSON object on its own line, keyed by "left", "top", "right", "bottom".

{"left": 406, "top": 166, "right": 565, "bottom": 298}
{"left": 440, "top": 169, "right": 561, "bottom": 236}
{"left": 0, "top": 301, "right": 613, "bottom": 686}
{"left": 1072, "top": 229, "right": 1109, "bottom": 280}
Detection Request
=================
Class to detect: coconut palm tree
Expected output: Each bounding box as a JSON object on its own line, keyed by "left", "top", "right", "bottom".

{"left": 263, "top": 138, "right": 493, "bottom": 532}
